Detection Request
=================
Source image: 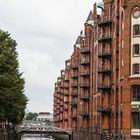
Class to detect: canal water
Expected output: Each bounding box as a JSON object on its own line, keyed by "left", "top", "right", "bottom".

{"left": 21, "top": 134, "right": 69, "bottom": 140}
{"left": 21, "top": 137, "right": 55, "bottom": 140}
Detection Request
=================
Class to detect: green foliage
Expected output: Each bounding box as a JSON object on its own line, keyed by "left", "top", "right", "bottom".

{"left": 45, "top": 119, "right": 53, "bottom": 126}
{"left": 0, "top": 30, "right": 27, "bottom": 126}
{"left": 25, "top": 112, "right": 38, "bottom": 120}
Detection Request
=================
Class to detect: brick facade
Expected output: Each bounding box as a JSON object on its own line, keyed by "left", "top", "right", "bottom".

{"left": 53, "top": 0, "right": 140, "bottom": 139}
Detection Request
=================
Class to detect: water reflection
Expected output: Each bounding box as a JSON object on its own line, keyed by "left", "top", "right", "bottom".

{"left": 21, "top": 136, "right": 55, "bottom": 140}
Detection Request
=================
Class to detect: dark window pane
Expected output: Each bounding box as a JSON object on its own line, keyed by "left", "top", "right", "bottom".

{"left": 121, "top": 87, "right": 123, "bottom": 103}
{"left": 133, "top": 25, "right": 140, "bottom": 36}
{"left": 133, "top": 64, "right": 139, "bottom": 74}
{"left": 132, "top": 113, "right": 140, "bottom": 129}
{"left": 132, "top": 85, "right": 140, "bottom": 101}
{"left": 133, "top": 44, "right": 139, "bottom": 55}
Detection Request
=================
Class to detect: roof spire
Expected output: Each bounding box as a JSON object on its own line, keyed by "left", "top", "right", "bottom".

{"left": 97, "top": 0, "right": 104, "bottom": 10}
{"left": 86, "top": 11, "right": 94, "bottom": 26}
{"left": 74, "top": 36, "right": 80, "bottom": 49}
{"left": 86, "top": 10, "right": 93, "bottom": 22}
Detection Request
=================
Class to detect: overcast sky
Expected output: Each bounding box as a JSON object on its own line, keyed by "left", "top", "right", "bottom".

{"left": 0, "top": 0, "right": 97, "bottom": 113}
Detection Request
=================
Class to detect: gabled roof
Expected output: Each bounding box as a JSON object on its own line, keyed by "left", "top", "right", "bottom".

{"left": 97, "top": 1, "right": 104, "bottom": 10}
{"left": 75, "top": 36, "right": 80, "bottom": 45}
{"left": 86, "top": 11, "right": 93, "bottom": 22}
{"left": 86, "top": 11, "right": 94, "bottom": 26}
{"left": 74, "top": 36, "right": 80, "bottom": 49}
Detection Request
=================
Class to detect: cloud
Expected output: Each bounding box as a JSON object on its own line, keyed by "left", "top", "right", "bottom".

{"left": 0, "top": 0, "right": 97, "bottom": 113}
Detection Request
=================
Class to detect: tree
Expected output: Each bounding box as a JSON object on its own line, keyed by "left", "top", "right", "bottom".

{"left": 25, "top": 112, "right": 38, "bottom": 120}
{"left": 0, "top": 30, "right": 27, "bottom": 127}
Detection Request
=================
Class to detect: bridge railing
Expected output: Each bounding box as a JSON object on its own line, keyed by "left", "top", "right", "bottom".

{"left": 17, "top": 125, "right": 72, "bottom": 135}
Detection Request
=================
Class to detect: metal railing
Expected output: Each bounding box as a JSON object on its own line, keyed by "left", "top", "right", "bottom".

{"left": 64, "top": 84, "right": 69, "bottom": 88}
{"left": 71, "top": 73, "right": 78, "bottom": 78}
{"left": 98, "top": 17, "right": 112, "bottom": 26}
{"left": 71, "top": 114, "right": 77, "bottom": 119}
{"left": 98, "top": 33, "right": 112, "bottom": 42}
{"left": 64, "top": 99, "right": 69, "bottom": 103}
{"left": 70, "top": 83, "right": 78, "bottom": 87}
{"left": 80, "top": 70, "right": 90, "bottom": 76}
{"left": 79, "top": 111, "right": 89, "bottom": 118}
{"left": 80, "top": 59, "right": 90, "bottom": 65}
{"left": 80, "top": 94, "right": 90, "bottom": 100}
{"left": 80, "top": 83, "right": 90, "bottom": 88}
{"left": 98, "top": 51, "right": 112, "bottom": 57}
{"left": 69, "top": 92, "right": 78, "bottom": 96}
{"left": 98, "top": 67, "right": 112, "bottom": 73}
{"left": 70, "top": 101, "right": 78, "bottom": 106}
{"left": 96, "top": 106, "right": 112, "bottom": 113}
{"left": 80, "top": 47, "right": 90, "bottom": 53}
{"left": 71, "top": 64, "right": 78, "bottom": 69}
{"left": 97, "top": 83, "right": 112, "bottom": 88}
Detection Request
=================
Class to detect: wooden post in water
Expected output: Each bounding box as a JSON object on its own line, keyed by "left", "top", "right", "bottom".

{"left": 69, "top": 134, "right": 71, "bottom": 140}
{"left": 69, "top": 133, "right": 73, "bottom": 140}
{"left": 17, "top": 133, "right": 21, "bottom": 140}
{"left": 4, "top": 130, "right": 7, "bottom": 140}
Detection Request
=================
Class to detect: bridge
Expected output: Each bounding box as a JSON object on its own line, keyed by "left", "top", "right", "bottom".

{"left": 16, "top": 125, "right": 72, "bottom": 139}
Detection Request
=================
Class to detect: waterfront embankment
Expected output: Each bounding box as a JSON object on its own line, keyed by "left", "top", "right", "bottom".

{"left": 0, "top": 129, "right": 20, "bottom": 140}
{"left": 51, "top": 134, "right": 69, "bottom": 140}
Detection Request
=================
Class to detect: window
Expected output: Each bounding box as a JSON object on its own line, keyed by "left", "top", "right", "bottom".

{"left": 132, "top": 113, "right": 140, "bottom": 129}
{"left": 121, "top": 87, "right": 123, "bottom": 103}
{"left": 133, "top": 44, "right": 140, "bottom": 56}
{"left": 121, "top": 12, "right": 124, "bottom": 30}
{"left": 132, "top": 85, "right": 140, "bottom": 101}
{"left": 133, "top": 24, "right": 140, "bottom": 36}
{"left": 122, "top": 60, "right": 124, "bottom": 67}
{"left": 133, "top": 64, "right": 139, "bottom": 74}
{"left": 120, "top": 113, "right": 123, "bottom": 130}
{"left": 133, "top": 7, "right": 140, "bottom": 18}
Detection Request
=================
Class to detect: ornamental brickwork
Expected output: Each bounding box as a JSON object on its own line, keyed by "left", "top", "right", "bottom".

{"left": 53, "top": 0, "right": 140, "bottom": 139}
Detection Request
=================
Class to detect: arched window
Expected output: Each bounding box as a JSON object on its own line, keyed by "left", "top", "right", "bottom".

{"left": 131, "top": 85, "right": 140, "bottom": 101}
{"left": 132, "top": 7, "right": 140, "bottom": 18}
{"left": 133, "top": 64, "right": 139, "bottom": 74}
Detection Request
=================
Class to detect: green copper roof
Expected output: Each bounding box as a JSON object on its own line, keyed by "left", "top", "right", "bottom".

{"left": 74, "top": 36, "right": 80, "bottom": 49}
{"left": 97, "top": 1, "right": 104, "bottom": 10}
{"left": 86, "top": 11, "right": 93, "bottom": 22}
{"left": 60, "top": 91, "right": 64, "bottom": 95}
{"left": 87, "top": 20, "right": 94, "bottom": 26}
{"left": 86, "top": 11, "right": 94, "bottom": 26}
{"left": 75, "top": 44, "right": 80, "bottom": 49}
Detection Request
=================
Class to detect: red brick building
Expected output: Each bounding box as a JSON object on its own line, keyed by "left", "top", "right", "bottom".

{"left": 53, "top": 0, "right": 140, "bottom": 139}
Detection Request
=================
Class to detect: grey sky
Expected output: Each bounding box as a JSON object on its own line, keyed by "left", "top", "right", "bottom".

{"left": 0, "top": 0, "right": 97, "bottom": 113}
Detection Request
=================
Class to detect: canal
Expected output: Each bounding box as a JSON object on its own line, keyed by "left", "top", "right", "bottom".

{"left": 21, "top": 135, "right": 69, "bottom": 140}
{"left": 21, "top": 136, "right": 55, "bottom": 140}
